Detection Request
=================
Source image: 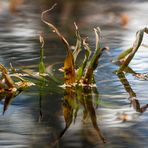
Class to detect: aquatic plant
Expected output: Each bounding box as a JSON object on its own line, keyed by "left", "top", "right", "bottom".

{"left": 41, "top": 4, "right": 107, "bottom": 87}
{"left": 0, "top": 64, "right": 35, "bottom": 113}
{"left": 114, "top": 27, "right": 148, "bottom": 75}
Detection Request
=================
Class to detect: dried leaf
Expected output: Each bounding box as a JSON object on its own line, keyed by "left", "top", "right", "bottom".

{"left": 0, "top": 64, "right": 15, "bottom": 89}
{"left": 64, "top": 52, "right": 75, "bottom": 85}
{"left": 41, "top": 4, "right": 75, "bottom": 85}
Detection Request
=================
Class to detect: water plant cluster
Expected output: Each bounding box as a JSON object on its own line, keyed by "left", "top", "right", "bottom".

{"left": 0, "top": 64, "right": 34, "bottom": 114}
{"left": 40, "top": 4, "right": 148, "bottom": 87}
{"left": 0, "top": 4, "right": 148, "bottom": 145}
{"left": 41, "top": 4, "right": 109, "bottom": 87}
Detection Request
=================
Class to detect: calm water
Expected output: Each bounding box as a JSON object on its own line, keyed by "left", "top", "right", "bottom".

{"left": 0, "top": 0, "right": 148, "bottom": 147}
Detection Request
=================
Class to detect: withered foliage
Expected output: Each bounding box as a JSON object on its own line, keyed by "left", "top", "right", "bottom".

{"left": 0, "top": 64, "right": 35, "bottom": 114}
{"left": 41, "top": 5, "right": 107, "bottom": 87}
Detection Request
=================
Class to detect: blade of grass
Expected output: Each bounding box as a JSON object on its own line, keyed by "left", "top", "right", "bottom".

{"left": 73, "top": 22, "right": 82, "bottom": 62}
{"left": 39, "top": 34, "right": 46, "bottom": 75}
{"left": 83, "top": 27, "right": 103, "bottom": 85}
{"left": 41, "top": 3, "right": 70, "bottom": 53}
{"left": 117, "top": 47, "right": 133, "bottom": 61}
{"left": 117, "top": 28, "right": 145, "bottom": 73}
{"left": 76, "top": 38, "right": 91, "bottom": 82}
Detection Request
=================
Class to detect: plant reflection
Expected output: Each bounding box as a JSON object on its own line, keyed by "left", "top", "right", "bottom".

{"left": 0, "top": 90, "right": 22, "bottom": 114}
{"left": 117, "top": 72, "right": 148, "bottom": 113}
{"left": 51, "top": 86, "right": 106, "bottom": 146}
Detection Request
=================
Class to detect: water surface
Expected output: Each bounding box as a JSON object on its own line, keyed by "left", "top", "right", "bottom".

{"left": 0, "top": 0, "right": 148, "bottom": 147}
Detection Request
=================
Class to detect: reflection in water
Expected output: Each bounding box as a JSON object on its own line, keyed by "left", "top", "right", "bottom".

{"left": 50, "top": 86, "right": 106, "bottom": 147}
{"left": 1, "top": 83, "right": 106, "bottom": 147}
{"left": 0, "top": 90, "right": 21, "bottom": 114}
{"left": 117, "top": 72, "right": 148, "bottom": 114}
{"left": 0, "top": 0, "right": 148, "bottom": 147}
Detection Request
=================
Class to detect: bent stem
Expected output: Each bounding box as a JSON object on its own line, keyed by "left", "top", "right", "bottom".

{"left": 41, "top": 4, "right": 75, "bottom": 85}
{"left": 117, "top": 27, "right": 148, "bottom": 73}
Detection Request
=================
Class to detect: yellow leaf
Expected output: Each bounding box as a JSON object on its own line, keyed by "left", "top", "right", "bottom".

{"left": 64, "top": 52, "right": 75, "bottom": 85}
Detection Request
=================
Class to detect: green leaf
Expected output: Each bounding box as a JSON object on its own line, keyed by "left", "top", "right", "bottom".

{"left": 73, "top": 22, "right": 82, "bottom": 63}
{"left": 117, "top": 28, "right": 145, "bottom": 73}
{"left": 76, "top": 38, "right": 91, "bottom": 82}
{"left": 39, "top": 35, "right": 46, "bottom": 75}
{"left": 83, "top": 27, "right": 103, "bottom": 85}
{"left": 117, "top": 47, "right": 133, "bottom": 61}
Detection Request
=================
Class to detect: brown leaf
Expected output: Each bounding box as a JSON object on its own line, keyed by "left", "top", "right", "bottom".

{"left": 64, "top": 52, "right": 75, "bottom": 85}
{"left": 41, "top": 4, "right": 75, "bottom": 85}
{"left": 0, "top": 64, "right": 15, "bottom": 89}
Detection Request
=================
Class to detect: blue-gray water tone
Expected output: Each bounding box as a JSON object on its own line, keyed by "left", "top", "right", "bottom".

{"left": 0, "top": 0, "right": 148, "bottom": 147}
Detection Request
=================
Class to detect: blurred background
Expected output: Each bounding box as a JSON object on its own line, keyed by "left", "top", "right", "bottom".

{"left": 0, "top": 0, "right": 148, "bottom": 148}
